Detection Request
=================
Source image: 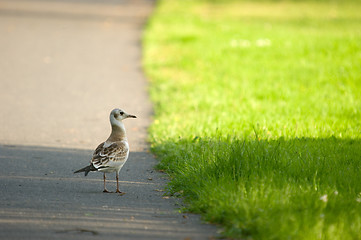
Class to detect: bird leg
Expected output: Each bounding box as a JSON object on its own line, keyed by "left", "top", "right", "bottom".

{"left": 103, "top": 173, "right": 112, "bottom": 193}
{"left": 115, "top": 171, "right": 124, "bottom": 194}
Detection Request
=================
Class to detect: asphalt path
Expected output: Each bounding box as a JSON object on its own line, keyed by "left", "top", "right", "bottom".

{"left": 0, "top": 0, "right": 219, "bottom": 239}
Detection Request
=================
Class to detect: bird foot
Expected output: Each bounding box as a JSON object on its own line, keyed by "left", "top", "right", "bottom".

{"left": 103, "top": 189, "right": 113, "bottom": 193}
{"left": 116, "top": 190, "right": 126, "bottom": 196}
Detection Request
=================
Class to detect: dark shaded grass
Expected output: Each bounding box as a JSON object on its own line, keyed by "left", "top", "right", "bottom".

{"left": 154, "top": 136, "right": 361, "bottom": 239}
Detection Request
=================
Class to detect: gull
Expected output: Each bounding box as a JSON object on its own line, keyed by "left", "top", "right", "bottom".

{"left": 74, "top": 108, "right": 136, "bottom": 193}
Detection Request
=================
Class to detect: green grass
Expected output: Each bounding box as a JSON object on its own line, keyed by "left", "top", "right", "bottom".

{"left": 143, "top": 0, "right": 361, "bottom": 239}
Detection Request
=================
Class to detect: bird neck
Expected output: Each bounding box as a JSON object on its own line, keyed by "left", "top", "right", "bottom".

{"left": 107, "top": 117, "right": 127, "bottom": 142}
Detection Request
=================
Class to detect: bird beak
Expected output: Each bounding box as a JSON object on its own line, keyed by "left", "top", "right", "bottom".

{"left": 127, "top": 114, "right": 137, "bottom": 119}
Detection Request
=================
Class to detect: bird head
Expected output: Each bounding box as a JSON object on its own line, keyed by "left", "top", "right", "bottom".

{"left": 110, "top": 108, "right": 137, "bottom": 122}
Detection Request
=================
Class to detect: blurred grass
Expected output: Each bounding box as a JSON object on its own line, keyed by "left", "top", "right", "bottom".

{"left": 143, "top": 0, "right": 361, "bottom": 239}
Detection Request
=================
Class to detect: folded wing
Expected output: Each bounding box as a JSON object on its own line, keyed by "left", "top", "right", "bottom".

{"left": 91, "top": 142, "right": 129, "bottom": 170}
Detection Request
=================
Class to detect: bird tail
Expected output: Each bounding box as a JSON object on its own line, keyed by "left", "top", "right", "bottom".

{"left": 74, "top": 165, "right": 94, "bottom": 176}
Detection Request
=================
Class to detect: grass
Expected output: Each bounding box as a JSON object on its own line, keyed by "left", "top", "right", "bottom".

{"left": 143, "top": 0, "right": 361, "bottom": 239}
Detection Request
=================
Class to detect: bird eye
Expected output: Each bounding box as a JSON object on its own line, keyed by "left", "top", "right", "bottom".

{"left": 119, "top": 111, "right": 124, "bottom": 115}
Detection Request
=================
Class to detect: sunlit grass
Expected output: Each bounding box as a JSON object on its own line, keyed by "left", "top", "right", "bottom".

{"left": 143, "top": 0, "right": 361, "bottom": 239}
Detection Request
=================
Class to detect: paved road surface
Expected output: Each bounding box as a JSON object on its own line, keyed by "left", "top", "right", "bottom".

{"left": 0, "top": 0, "right": 219, "bottom": 239}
